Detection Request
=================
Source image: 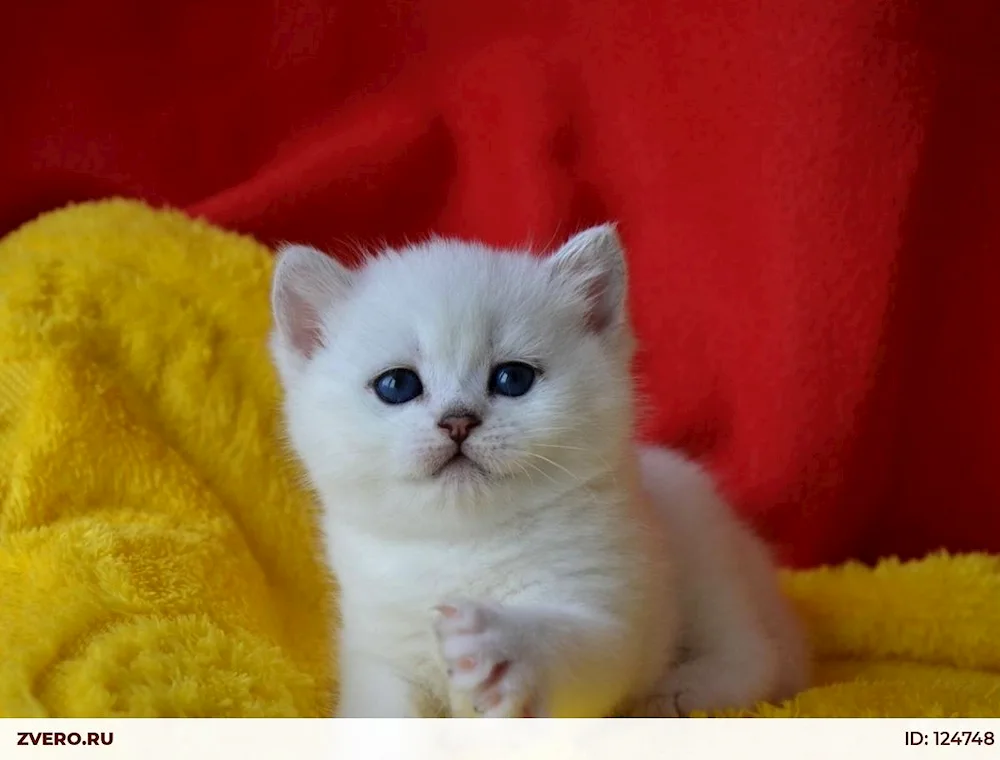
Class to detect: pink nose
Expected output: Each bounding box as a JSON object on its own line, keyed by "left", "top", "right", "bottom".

{"left": 437, "top": 414, "right": 481, "bottom": 443}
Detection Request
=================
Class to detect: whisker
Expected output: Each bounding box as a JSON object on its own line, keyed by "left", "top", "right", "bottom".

{"left": 522, "top": 458, "right": 561, "bottom": 486}
{"left": 518, "top": 424, "right": 581, "bottom": 435}
{"left": 524, "top": 451, "right": 582, "bottom": 482}
{"left": 512, "top": 458, "right": 534, "bottom": 485}
{"left": 532, "top": 443, "right": 589, "bottom": 452}
{"left": 531, "top": 442, "right": 616, "bottom": 474}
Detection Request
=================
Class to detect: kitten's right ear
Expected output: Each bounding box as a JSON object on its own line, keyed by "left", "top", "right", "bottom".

{"left": 270, "top": 244, "right": 353, "bottom": 361}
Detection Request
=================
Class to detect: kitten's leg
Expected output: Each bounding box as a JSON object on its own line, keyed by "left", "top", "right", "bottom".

{"left": 631, "top": 446, "right": 809, "bottom": 717}
{"left": 637, "top": 537, "right": 808, "bottom": 717}
{"left": 630, "top": 545, "right": 786, "bottom": 717}
{"left": 336, "top": 650, "right": 419, "bottom": 717}
{"left": 433, "top": 599, "right": 631, "bottom": 718}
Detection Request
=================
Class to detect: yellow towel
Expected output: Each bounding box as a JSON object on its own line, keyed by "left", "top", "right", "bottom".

{"left": 0, "top": 200, "right": 997, "bottom": 718}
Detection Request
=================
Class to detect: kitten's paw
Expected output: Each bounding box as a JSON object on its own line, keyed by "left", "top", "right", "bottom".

{"left": 625, "top": 692, "right": 682, "bottom": 718}
{"left": 433, "top": 599, "right": 541, "bottom": 718}
{"left": 640, "top": 658, "right": 774, "bottom": 717}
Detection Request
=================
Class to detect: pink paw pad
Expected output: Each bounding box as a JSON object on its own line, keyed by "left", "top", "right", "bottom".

{"left": 432, "top": 599, "right": 540, "bottom": 718}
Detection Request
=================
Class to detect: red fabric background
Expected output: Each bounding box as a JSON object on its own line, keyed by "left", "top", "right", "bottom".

{"left": 3, "top": 0, "right": 999, "bottom": 568}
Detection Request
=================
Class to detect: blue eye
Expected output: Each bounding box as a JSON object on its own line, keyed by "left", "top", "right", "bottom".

{"left": 489, "top": 362, "right": 536, "bottom": 398}
{"left": 372, "top": 368, "right": 423, "bottom": 405}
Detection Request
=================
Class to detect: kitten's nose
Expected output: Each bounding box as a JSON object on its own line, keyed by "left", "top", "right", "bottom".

{"left": 437, "top": 414, "right": 481, "bottom": 444}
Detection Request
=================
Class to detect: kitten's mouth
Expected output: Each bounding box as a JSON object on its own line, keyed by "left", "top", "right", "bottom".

{"left": 433, "top": 451, "right": 487, "bottom": 478}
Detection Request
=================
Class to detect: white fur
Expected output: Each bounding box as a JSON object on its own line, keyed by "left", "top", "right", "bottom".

{"left": 269, "top": 225, "right": 809, "bottom": 717}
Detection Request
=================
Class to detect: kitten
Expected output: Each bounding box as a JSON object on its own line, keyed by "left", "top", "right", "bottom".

{"left": 269, "top": 224, "right": 809, "bottom": 718}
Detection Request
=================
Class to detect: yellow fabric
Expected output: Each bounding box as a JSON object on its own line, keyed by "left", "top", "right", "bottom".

{"left": 0, "top": 200, "right": 333, "bottom": 717}
{"left": 0, "top": 200, "right": 996, "bottom": 718}
{"left": 746, "top": 552, "right": 1000, "bottom": 717}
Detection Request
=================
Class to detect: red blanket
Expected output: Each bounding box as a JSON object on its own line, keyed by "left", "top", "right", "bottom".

{"left": 4, "top": 0, "right": 999, "bottom": 568}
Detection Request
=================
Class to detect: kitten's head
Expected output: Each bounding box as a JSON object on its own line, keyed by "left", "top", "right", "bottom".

{"left": 270, "top": 225, "right": 636, "bottom": 525}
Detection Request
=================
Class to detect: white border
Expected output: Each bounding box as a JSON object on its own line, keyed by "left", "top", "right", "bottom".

{"left": 2, "top": 718, "right": 999, "bottom": 759}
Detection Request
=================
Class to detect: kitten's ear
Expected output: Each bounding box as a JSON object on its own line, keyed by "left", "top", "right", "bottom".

{"left": 270, "top": 244, "right": 353, "bottom": 361}
{"left": 548, "top": 224, "right": 628, "bottom": 333}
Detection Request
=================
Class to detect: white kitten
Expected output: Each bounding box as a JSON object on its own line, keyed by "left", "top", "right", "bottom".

{"left": 269, "top": 225, "right": 808, "bottom": 718}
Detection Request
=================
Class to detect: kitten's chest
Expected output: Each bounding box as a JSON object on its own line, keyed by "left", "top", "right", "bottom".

{"left": 331, "top": 530, "right": 541, "bottom": 612}
{"left": 331, "top": 531, "right": 539, "bottom": 697}
{"left": 327, "top": 507, "right": 642, "bottom": 657}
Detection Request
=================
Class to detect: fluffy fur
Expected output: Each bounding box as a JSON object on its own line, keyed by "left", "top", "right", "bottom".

{"left": 269, "top": 224, "right": 808, "bottom": 718}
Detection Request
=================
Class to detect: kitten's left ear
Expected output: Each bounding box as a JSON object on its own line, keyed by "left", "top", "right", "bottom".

{"left": 548, "top": 223, "right": 628, "bottom": 333}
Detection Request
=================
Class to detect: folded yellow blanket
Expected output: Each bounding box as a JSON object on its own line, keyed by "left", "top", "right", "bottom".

{"left": 0, "top": 200, "right": 997, "bottom": 718}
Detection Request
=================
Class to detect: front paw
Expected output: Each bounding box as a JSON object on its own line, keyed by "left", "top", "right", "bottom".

{"left": 432, "top": 599, "right": 541, "bottom": 718}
